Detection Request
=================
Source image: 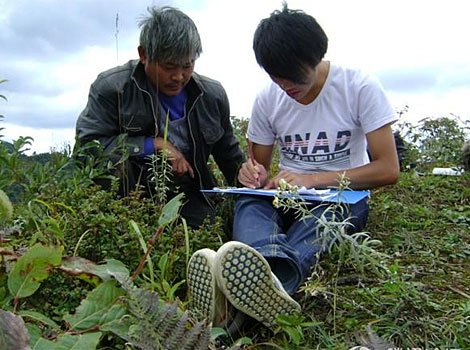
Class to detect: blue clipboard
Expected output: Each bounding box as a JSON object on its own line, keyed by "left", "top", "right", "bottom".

{"left": 201, "top": 187, "right": 369, "bottom": 204}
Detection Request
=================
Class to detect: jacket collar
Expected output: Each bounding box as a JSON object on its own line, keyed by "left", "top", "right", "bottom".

{"left": 131, "top": 60, "right": 148, "bottom": 91}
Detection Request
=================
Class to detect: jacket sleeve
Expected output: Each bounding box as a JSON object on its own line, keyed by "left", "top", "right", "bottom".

{"left": 211, "top": 88, "right": 245, "bottom": 186}
{"left": 75, "top": 77, "right": 146, "bottom": 158}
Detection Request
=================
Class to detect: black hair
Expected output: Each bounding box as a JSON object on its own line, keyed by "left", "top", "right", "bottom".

{"left": 253, "top": 3, "right": 328, "bottom": 83}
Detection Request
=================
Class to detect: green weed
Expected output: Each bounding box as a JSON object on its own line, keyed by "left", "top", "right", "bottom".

{"left": 0, "top": 109, "right": 468, "bottom": 348}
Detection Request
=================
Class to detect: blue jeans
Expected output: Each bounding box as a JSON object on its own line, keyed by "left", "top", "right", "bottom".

{"left": 233, "top": 195, "right": 369, "bottom": 295}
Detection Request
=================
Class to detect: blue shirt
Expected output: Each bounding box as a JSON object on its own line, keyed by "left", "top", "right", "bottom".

{"left": 142, "top": 89, "right": 188, "bottom": 157}
{"left": 158, "top": 90, "right": 188, "bottom": 121}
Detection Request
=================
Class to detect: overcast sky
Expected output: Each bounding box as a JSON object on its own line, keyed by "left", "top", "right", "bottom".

{"left": 1, "top": 0, "right": 469, "bottom": 154}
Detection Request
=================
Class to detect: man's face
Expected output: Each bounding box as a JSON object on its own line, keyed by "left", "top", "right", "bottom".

{"left": 139, "top": 47, "right": 195, "bottom": 96}
{"left": 270, "top": 65, "right": 318, "bottom": 104}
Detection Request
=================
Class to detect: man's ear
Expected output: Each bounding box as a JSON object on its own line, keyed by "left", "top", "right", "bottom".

{"left": 138, "top": 46, "right": 147, "bottom": 64}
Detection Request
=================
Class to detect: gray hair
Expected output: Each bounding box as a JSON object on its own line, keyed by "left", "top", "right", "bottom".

{"left": 138, "top": 6, "right": 202, "bottom": 64}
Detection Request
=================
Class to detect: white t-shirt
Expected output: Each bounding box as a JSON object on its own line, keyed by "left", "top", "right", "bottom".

{"left": 247, "top": 64, "right": 397, "bottom": 173}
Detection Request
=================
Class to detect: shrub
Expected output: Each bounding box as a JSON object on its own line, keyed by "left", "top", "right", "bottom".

{"left": 396, "top": 114, "right": 469, "bottom": 171}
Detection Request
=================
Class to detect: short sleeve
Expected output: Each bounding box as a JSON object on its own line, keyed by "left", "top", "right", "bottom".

{"left": 247, "top": 88, "right": 276, "bottom": 145}
{"left": 357, "top": 74, "right": 398, "bottom": 134}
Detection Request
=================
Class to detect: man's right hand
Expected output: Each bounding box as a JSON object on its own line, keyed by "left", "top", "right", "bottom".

{"left": 238, "top": 158, "right": 268, "bottom": 188}
{"left": 154, "top": 137, "right": 194, "bottom": 178}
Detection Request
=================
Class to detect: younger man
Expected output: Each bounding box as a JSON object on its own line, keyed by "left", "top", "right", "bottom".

{"left": 188, "top": 4, "right": 399, "bottom": 333}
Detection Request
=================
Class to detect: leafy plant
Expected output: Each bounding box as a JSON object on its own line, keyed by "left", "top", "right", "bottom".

{"left": 8, "top": 244, "right": 62, "bottom": 309}
{"left": 0, "top": 134, "right": 34, "bottom": 195}
{"left": 148, "top": 112, "right": 173, "bottom": 204}
{"left": 0, "top": 103, "right": 468, "bottom": 349}
{"left": 1, "top": 249, "right": 214, "bottom": 349}
{"left": 396, "top": 115, "right": 469, "bottom": 171}
{"left": 274, "top": 314, "right": 321, "bottom": 347}
{"left": 125, "top": 283, "right": 211, "bottom": 350}
{"left": 0, "top": 189, "right": 13, "bottom": 224}
{"left": 0, "top": 309, "right": 30, "bottom": 349}
{"left": 130, "top": 192, "right": 189, "bottom": 301}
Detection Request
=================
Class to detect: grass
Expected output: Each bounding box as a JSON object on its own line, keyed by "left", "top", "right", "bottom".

{"left": 2, "top": 166, "right": 468, "bottom": 349}
{"left": 1, "top": 114, "right": 468, "bottom": 349}
{"left": 287, "top": 171, "right": 470, "bottom": 349}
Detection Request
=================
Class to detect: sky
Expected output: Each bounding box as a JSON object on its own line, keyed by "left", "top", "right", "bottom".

{"left": 0, "top": 0, "right": 469, "bottom": 154}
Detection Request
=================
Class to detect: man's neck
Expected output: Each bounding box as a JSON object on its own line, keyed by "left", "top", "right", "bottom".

{"left": 298, "top": 60, "right": 330, "bottom": 105}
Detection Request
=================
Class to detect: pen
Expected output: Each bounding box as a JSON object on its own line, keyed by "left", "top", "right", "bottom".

{"left": 246, "top": 133, "right": 255, "bottom": 160}
{"left": 246, "top": 134, "right": 261, "bottom": 188}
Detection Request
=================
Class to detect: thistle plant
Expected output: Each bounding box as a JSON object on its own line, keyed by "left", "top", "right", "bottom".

{"left": 272, "top": 174, "right": 389, "bottom": 337}
{"left": 148, "top": 112, "right": 172, "bottom": 204}
{"left": 272, "top": 178, "right": 311, "bottom": 219}
{"left": 272, "top": 174, "right": 387, "bottom": 281}
{"left": 312, "top": 173, "right": 387, "bottom": 277}
{"left": 148, "top": 152, "right": 172, "bottom": 204}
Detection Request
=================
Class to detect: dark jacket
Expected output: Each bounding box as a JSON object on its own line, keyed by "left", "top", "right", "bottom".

{"left": 76, "top": 59, "right": 244, "bottom": 194}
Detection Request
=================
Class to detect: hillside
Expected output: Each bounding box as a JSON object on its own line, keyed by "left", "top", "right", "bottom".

{"left": 0, "top": 116, "right": 468, "bottom": 349}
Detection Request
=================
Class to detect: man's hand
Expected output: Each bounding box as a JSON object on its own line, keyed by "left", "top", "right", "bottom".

{"left": 165, "top": 146, "right": 194, "bottom": 177}
{"left": 265, "top": 170, "right": 313, "bottom": 189}
{"left": 154, "top": 138, "right": 194, "bottom": 177}
{"left": 238, "top": 158, "right": 268, "bottom": 188}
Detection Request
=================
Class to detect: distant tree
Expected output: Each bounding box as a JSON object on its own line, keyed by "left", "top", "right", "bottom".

{"left": 28, "top": 152, "right": 54, "bottom": 165}
{"left": 0, "top": 140, "right": 15, "bottom": 153}
{"left": 397, "top": 115, "right": 469, "bottom": 170}
{"left": 463, "top": 140, "right": 470, "bottom": 171}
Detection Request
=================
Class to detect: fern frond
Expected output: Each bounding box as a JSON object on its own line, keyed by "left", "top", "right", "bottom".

{"left": 191, "top": 324, "right": 211, "bottom": 350}
{"left": 154, "top": 301, "right": 181, "bottom": 339}
{"left": 179, "top": 320, "right": 207, "bottom": 350}
{"left": 124, "top": 282, "right": 213, "bottom": 350}
{"left": 162, "top": 310, "right": 189, "bottom": 348}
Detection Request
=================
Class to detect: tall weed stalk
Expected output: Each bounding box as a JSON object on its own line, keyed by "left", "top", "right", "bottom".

{"left": 149, "top": 112, "right": 172, "bottom": 204}
{"left": 272, "top": 174, "right": 388, "bottom": 336}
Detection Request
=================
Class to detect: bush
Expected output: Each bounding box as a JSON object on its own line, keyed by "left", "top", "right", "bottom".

{"left": 1, "top": 109, "right": 469, "bottom": 349}
{"left": 396, "top": 114, "right": 469, "bottom": 171}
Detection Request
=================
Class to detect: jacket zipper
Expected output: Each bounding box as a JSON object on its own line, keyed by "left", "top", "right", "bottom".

{"left": 187, "top": 93, "right": 215, "bottom": 211}
{"left": 131, "top": 76, "right": 159, "bottom": 135}
{"left": 132, "top": 76, "right": 213, "bottom": 210}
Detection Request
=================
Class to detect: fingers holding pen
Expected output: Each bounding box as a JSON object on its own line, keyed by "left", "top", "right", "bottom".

{"left": 239, "top": 139, "right": 270, "bottom": 188}
{"left": 248, "top": 157, "right": 261, "bottom": 180}
{"left": 238, "top": 158, "right": 266, "bottom": 188}
{"left": 238, "top": 160, "right": 258, "bottom": 188}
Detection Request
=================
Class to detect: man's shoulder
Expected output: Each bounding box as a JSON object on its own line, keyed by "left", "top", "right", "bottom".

{"left": 255, "top": 81, "right": 285, "bottom": 107}
{"left": 328, "top": 64, "right": 377, "bottom": 88}
{"left": 93, "top": 60, "right": 139, "bottom": 88}
{"left": 191, "top": 72, "right": 225, "bottom": 95}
